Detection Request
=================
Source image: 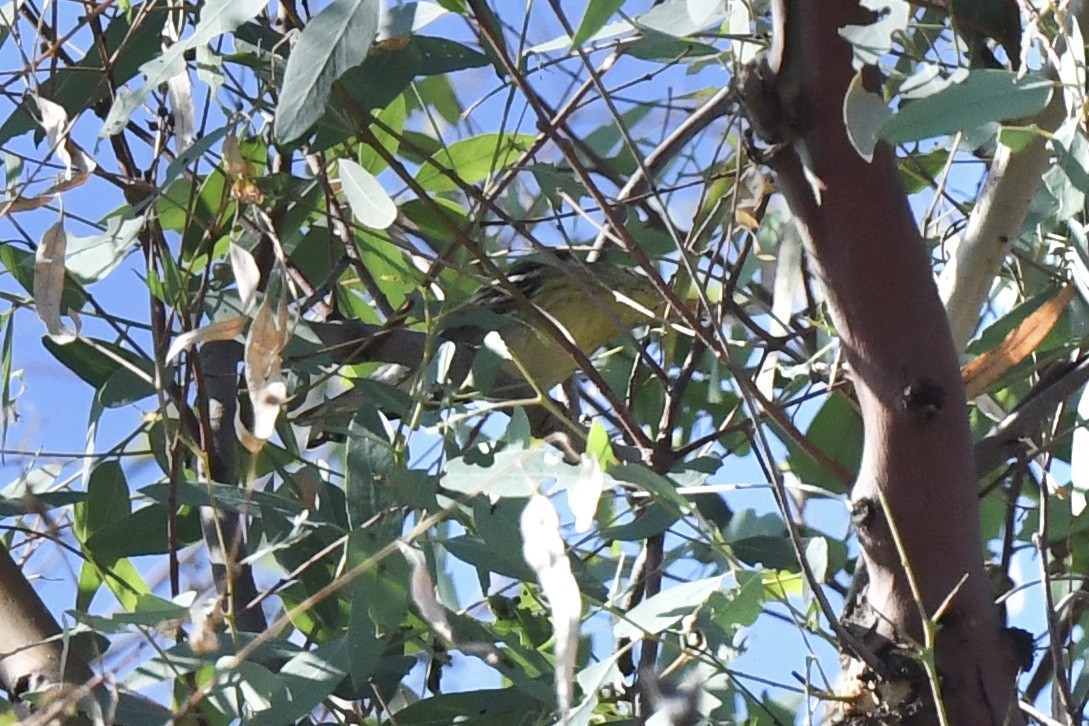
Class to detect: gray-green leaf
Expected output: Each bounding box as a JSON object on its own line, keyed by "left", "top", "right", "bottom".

{"left": 339, "top": 159, "right": 397, "bottom": 229}
{"left": 274, "top": 0, "right": 381, "bottom": 143}
{"left": 880, "top": 70, "right": 1052, "bottom": 145}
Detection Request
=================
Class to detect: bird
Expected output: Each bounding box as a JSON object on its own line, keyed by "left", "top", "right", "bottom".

{"left": 293, "top": 251, "right": 660, "bottom": 445}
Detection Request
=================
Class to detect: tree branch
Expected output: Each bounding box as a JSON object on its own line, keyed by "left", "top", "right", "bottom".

{"left": 939, "top": 1, "right": 1088, "bottom": 349}
{"left": 740, "top": 1, "right": 1024, "bottom": 722}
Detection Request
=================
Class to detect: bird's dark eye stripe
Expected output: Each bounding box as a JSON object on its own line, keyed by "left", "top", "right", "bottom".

{"left": 473, "top": 261, "right": 550, "bottom": 305}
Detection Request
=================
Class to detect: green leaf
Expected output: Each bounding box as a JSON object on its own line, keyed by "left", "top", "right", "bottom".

{"left": 899, "top": 146, "right": 950, "bottom": 194}
{"left": 441, "top": 534, "right": 534, "bottom": 580}
{"left": 442, "top": 447, "right": 546, "bottom": 500}
{"left": 399, "top": 197, "right": 469, "bottom": 250}
{"left": 155, "top": 169, "right": 234, "bottom": 260}
{"left": 123, "top": 635, "right": 303, "bottom": 692}
{"left": 208, "top": 660, "right": 280, "bottom": 721}
{"left": 100, "top": 0, "right": 267, "bottom": 137}
{"left": 339, "top": 159, "right": 397, "bottom": 229}
{"left": 42, "top": 337, "right": 156, "bottom": 407}
{"left": 99, "top": 363, "right": 158, "bottom": 407}
{"left": 998, "top": 124, "right": 1046, "bottom": 152}
{"left": 250, "top": 640, "right": 349, "bottom": 725}
{"left": 0, "top": 0, "right": 19, "bottom": 50}
{"left": 571, "top": 0, "right": 625, "bottom": 47}
{"left": 75, "top": 461, "right": 130, "bottom": 543}
{"left": 65, "top": 216, "right": 144, "bottom": 284}
{"left": 414, "top": 36, "right": 489, "bottom": 75}
{"left": 86, "top": 503, "right": 202, "bottom": 559}
{"left": 345, "top": 422, "right": 396, "bottom": 528}
{"left": 392, "top": 688, "right": 545, "bottom": 725}
{"left": 626, "top": 27, "right": 720, "bottom": 62}
{"left": 0, "top": 310, "right": 13, "bottom": 451}
{"left": 879, "top": 70, "right": 1052, "bottom": 144}
{"left": 164, "top": 126, "right": 229, "bottom": 182}
{"left": 731, "top": 535, "right": 798, "bottom": 570}
{"left": 614, "top": 575, "right": 723, "bottom": 639}
{"left": 349, "top": 527, "right": 411, "bottom": 629}
{"left": 274, "top": 0, "right": 382, "bottom": 143}
{"left": 599, "top": 502, "right": 678, "bottom": 541}
{"left": 311, "top": 44, "right": 419, "bottom": 149}
{"left": 585, "top": 418, "right": 617, "bottom": 468}
{"left": 636, "top": 0, "right": 727, "bottom": 37}
{"left": 610, "top": 463, "right": 690, "bottom": 511}
{"left": 785, "top": 391, "right": 861, "bottom": 494}
{"left": 0, "top": 491, "right": 84, "bottom": 518}
{"left": 838, "top": 0, "right": 910, "bottom": 68}
{"left": 357, "top": 95, "right": 406, "bottom": 173}
{"left": 95, "top": 557, "right": 151, "bottom": 611}
{"left": 83, "top": 593, "right": 191, "bottom": 628}
{"left": 713, "top": 570, "right": 766, "bottom": 631}
{"left": 107, "top": 693, "right": 174, "bottom": 725}
{"left": 843, "top": 71, "right": 892, "bottom": 161}
{"left": 348, "top": 584, "right": 382, "bottom": 691}
{"left": 0, "top": 8, "right": 167, "bottom": 144}
{"left": 139, "top": 480, "right": 316, "bottom": 525}
{"left": 415, "top": 132, "right": 536, "bottom": 192}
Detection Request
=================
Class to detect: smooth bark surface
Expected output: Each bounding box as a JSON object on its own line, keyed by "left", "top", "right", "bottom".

{"left": 742, "top": 2, "right": 1024, "bottom": 722}
{"left": 0, "top": 544, "right": 93, "bottom": 703}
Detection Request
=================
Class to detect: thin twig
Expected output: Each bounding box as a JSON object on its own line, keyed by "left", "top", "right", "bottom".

{"left": 726, "top": 358, "right": 883, "bottom": 676}
{"left": 1034, "top": 467, "right": 1077, "bottom": 721}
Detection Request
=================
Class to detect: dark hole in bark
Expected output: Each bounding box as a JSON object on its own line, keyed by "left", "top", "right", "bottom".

{"left": 897, "top": 377, "right": 945, "bottom": 420}
{"left": 1006, "top": 627, "right": 1035, "bottom": 671}
{"left": 851, "top": 497, "right": 879, "bottom": 530}
{"left": 12, "top": 675, "right": 29, "bottom": 699}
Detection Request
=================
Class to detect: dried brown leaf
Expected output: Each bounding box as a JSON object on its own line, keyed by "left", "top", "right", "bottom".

{"left": 244, "top": 296, "right": 288, "bottom": 440}
{"left": 165, "top": 316, "right": 246, "bottom": 363}
{"left": 398, "top": 543, "right": 454, "bottom": 643}
{"left": 33, "top": 220, "right": 77, "bottom": 344}
{"left": 229, "top": 243, "right": 260, "bottom": 312}
{"left": 962, "top": 285, "right": 1076, "bottom": 398}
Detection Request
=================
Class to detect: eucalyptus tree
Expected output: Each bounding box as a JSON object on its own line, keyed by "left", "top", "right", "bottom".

{"left": 0, "top": 1, "right": 1086, "bottom": 724}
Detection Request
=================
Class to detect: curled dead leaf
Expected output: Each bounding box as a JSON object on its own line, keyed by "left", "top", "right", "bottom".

{"left": 521, "top": 494, "right": 580, "bottom": 721}
{"left": 33, "top": 220, "right": 77, "bottom": 344}
{"left": 222, "top": 132, "right": 249, "bottom": 177}
{"left": 398, "top": 542, "right": 454, "bottom": 643}
{"left": 223, "top": 131, "right": 264, "bottom": 204}
{"left": 165, "top": 316, "right": 246, "bottom": 363}
{"left": 962, "top": 285, "right": 1075, "bottom": 398}
{"left": 229, "top": 243, "right": 260, "bottom": 312}
{"left": 244, "top": 295, "right": 289, "bottom": 440}
{"left": 734, "top": 166, "right": 770, "bottom": 230}
{"left": 31, "top": 95, "right": 95, "bottom": 182}
{"left": 166, "top": 71, "right": 195, "bottom": 152}
{"left": 569, "top": 454, "right": 604, "bottom": 533}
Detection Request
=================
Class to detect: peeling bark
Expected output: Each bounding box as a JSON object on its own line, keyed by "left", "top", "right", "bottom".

{"left": 740, "top": 2, "right": 1024, "bottom": 723}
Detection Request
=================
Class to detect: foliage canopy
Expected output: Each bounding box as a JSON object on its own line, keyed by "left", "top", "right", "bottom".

{"left": 1, "top": 0, "right": 1088, "bottom": 723}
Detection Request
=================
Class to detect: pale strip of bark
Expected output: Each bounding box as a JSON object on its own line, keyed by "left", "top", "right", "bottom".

{"left": 939, "top": 1, "right": 1087, "bottom": 350}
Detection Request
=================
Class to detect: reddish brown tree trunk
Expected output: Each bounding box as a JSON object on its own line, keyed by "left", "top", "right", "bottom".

{"left": 740, "top": 2, "right": 1025, "bottom": 723}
